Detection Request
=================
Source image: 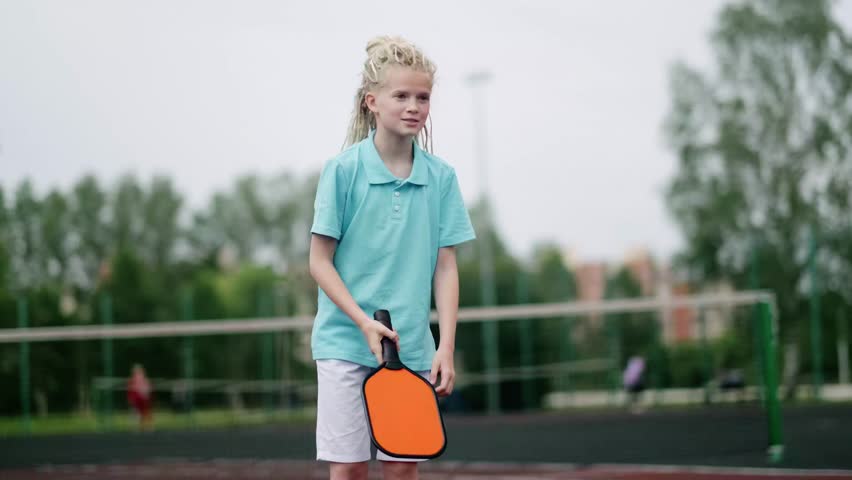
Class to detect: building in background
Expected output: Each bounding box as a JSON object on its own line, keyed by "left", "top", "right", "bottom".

{"left": 624, "top": 248, "right": 656, "bottom": 297}
{"left": 575, "top": 261, "right": 607, "bottom": 303}
{"left": 657, "top": 267, "right": 734, "bottom": 345}
{"left": 565, "top": 247, "right": 735, "bottom": 345}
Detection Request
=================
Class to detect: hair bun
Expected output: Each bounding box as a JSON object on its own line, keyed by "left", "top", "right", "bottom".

{"left": 365, "top": 36, "right": 393, "bottom": 55}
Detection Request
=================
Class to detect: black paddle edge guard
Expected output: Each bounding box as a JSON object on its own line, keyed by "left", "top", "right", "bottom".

{"left": 361, "top": 361, "right": 448, "bottom": 460}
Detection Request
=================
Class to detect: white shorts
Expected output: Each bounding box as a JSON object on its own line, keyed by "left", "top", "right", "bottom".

{"left": 315, "top": 358, "right": 431, "bottom": 463}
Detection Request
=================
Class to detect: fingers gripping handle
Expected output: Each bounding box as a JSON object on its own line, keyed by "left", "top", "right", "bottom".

{"left": 374, "top": 310, "right": 401, "bottom": 367}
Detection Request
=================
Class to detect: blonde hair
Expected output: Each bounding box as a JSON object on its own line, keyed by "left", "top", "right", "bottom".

{"left": 344, "top": 36, "right": 436, "bottom": 152}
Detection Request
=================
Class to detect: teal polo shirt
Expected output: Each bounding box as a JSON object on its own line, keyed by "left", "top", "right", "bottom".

{"left": 310, "top": 130, "right": 476, "bottom": 371}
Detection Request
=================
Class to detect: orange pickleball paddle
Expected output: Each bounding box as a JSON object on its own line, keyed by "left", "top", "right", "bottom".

{"left": 361, "top": 309, "right": 447, "bottom": 459}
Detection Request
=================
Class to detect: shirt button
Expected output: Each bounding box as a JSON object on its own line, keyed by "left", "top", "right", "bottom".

{"left": 395, "top": 180, "right": 401, "bottom": 185}
{"left": 394, "top": 205, "right": 400, "bottom": 212}
{"left": 394, "top": 192, "right": 400, "bottom": 197}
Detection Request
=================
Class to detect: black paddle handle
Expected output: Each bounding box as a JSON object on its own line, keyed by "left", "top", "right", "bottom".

{"left": 374, "top": 310, "right": 400, "bottom": 365}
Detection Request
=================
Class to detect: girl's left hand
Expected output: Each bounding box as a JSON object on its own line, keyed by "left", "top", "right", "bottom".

{"left": 429, "top": 346, "right": 455, "bottom": 397}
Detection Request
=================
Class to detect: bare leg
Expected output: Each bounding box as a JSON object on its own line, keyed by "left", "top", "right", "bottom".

{"left": 381, "top": 461, "right": 418, "bottom": 480}
{"left": 141, "top": 412, "right": 153, "bottom": 431}
{"left": 329, "top": 462, "right": 369, "bottom": 480}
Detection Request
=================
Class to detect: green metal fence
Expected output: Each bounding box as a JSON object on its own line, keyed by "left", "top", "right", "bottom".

{"left": 2, "top": 291, "right": 790, "bottom": 461}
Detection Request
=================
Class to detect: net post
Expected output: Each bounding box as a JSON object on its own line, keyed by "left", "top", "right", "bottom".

{"left": 606, "top": 315, "right": 621, "bottom": 406}
{"left": 808, "top": 226, "right": 823, "bottom": 400}
{"left": 759, "top": 300, "right": 784, "bottom": 463}
{"left": 276, "top": 285, "right": 292, "bottom": 411}
{"left": 91, "top": 376, "right": 100, "bottom": 430}
{"left": 838, "top": 309, "right": 850, "bottom": 385}
{"left": 99, "top": 294, "right": 113, "bottom": 428}
{"left": 516, "top": 270, "right": 535, "bottom": 411}
{"left": 698, "top": 308, "right": 712, "bottom": 405}
{"left": 181, "top": 288, "right": 195, "bottom": 425}
{"left": 258, "top": 287, "right": 275, "bottom": 416}
{"left": 749, "top": 238, "right": 764, "bottom": 401}
{"left": 17, "top": 296, "right": 31, "bottom": 434}
{"left": 651, "top": 309, "right": 664, "bottom": 407}
{"left": 560, "top": 317, "right": 572, "bottom": 396}
{"left": 480, "top": 265, "right": 499, "bottom": 414}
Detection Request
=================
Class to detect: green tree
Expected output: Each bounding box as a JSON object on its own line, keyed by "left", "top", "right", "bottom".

{"left": 528, "top": 243, "right": 576, "bottom": 304}
{"left": 66, "top": 176, "right": 111, "bottom": 413}
{"left": 664, "top": 0, "right": 852, "bottom": 346}
{"left": 40, "top": 190, "right": 70, "bottom": 285}
{"left": 68, "top": 175, "right": 110, "bottom": 291}
{"left": 0, "top": 185, "right": 17, "bottom": 412}
{"left": 140, "top": 176, "right": 183, "bottom": 271}
{"left": 9, "top": 180, "right": 43, "bottom": 290}
{"left": 0, "top": 185, "right": 11, "bottom": 297}
{"left": 111, "top": 175, "right": 146, "bottom": 253}
{"left": 190, "top": 173, "right": 315, "bottom": 268}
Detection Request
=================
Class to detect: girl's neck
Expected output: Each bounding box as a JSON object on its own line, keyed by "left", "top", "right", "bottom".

{"left": 373, "top": 128, "right": 414, "bottom": 168}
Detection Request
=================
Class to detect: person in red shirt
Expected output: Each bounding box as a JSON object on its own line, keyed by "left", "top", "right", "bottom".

{"left": 127, "top": 364, "right": 153, "bottom": 430}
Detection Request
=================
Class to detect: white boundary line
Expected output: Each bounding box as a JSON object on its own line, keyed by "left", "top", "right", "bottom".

{"left": 592, "top": 462, "right": 852, "bottom": 477}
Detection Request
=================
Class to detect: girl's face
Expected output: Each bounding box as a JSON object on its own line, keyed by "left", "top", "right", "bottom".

{"left": 366, "top": 66, "right": 432, "bottom": 140}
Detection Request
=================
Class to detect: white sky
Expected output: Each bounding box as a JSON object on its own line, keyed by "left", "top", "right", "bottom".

{"left": 2, "top": 1, "right": 850, "bottom": 263}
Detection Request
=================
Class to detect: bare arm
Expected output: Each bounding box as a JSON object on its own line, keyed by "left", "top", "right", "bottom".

{"left": 309, "top": 233, "right": 398, "bottom": 363}
{"left": 430, "top": 246, "right": 459, "bottom": 396}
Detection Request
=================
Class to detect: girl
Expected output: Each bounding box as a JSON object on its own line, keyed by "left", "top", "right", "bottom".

{"left": 309, "top": 36, "right": 476, "bottom": 480}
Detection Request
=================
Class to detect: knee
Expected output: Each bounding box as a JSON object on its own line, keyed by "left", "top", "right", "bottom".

{"left": 329, "top": 462, "right": 369, "bottom": 480}
{"left": 381, "top": 461, "right": 418, "bottom": 480}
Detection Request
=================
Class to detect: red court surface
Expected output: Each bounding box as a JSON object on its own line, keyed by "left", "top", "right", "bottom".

{"left": 4, "top": 461, "right": 852, "bottom": 480}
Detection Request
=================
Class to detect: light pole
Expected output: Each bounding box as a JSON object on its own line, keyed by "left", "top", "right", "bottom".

{"left": 466, "top": 70, "right": 499, "bottom": 414}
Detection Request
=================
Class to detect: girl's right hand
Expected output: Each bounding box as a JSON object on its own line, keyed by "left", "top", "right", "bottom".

{"left": 360, "top": 319, "right": 400, "bottom": 365}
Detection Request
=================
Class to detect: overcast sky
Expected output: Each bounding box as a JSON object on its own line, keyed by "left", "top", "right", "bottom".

{"left": 2, "top": 1, "right": 851, "bottom": 264}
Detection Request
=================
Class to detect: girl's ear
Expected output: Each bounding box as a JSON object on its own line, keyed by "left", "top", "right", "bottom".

{"left": 364, "top": 91, "right": 378, "bottom": 114}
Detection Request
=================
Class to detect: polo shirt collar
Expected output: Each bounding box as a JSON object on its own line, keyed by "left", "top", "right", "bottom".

{"left": 363, "top": 130, "right": 429, "bottom": 186}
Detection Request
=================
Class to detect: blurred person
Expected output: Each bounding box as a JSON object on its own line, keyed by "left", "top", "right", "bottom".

{"left": 623, "top": 355, "right": 646, "bottom": 414}
{"left": 127, "top": 364, "right": 153, "bottom": 431}
{"left": 309, "top": 36, "right": 475, "bottom": 480}
{"left": 718, "top": 368, "right": 747, "bottom": 403}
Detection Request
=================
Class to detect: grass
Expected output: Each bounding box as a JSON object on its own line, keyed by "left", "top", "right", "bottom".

{"left": 0, "top": 407, "right": 317, "bottom": 437}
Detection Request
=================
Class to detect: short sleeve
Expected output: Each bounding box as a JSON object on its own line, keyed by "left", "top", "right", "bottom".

{"left": 439, "top": 169, "right": 476, "bottom": 247}
{"left": 311, "top": 159, "right": 347, "bottom": 240}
